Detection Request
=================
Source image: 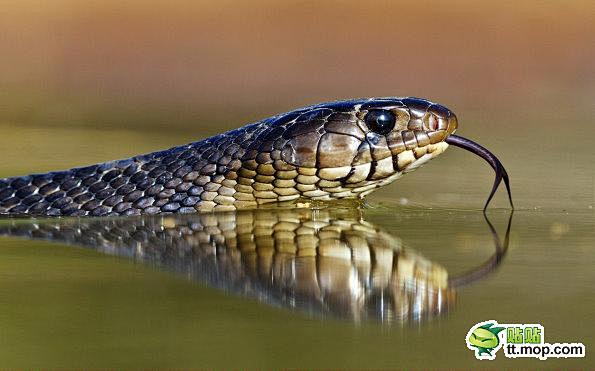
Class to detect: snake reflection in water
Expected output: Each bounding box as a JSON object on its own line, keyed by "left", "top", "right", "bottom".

{"left": 0, "top": 207, "right": 512, "bottom": 322}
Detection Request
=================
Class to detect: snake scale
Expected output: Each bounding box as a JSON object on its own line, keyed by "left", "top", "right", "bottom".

{"left": 0, "top": 97, "right": 511, "bottom": 217}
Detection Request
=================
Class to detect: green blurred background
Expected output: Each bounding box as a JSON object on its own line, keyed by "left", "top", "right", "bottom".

{"left": 0, "top": 0, "right": 593, "bottom": 368}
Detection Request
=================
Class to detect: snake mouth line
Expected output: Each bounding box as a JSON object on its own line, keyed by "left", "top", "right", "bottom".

{"left": 445, "top": 134, "right": 513, "bottom": 211}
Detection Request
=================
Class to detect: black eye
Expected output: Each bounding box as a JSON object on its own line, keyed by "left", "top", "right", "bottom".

{"left": 364, "top": 109, "right": 396, "bottom": 135}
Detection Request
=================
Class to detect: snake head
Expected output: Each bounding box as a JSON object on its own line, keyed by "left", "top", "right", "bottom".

{"left": 249, "top": 97, "right": 458, "bottom": 200}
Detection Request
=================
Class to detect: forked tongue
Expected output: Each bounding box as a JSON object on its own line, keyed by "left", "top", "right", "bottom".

{"left": 445, "top": 134, "right": 513, "bottom": 211}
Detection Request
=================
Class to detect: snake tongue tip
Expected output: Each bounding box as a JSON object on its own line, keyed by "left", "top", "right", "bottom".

{"left": 502, "top": 172, "right": 515, "bottom": 210}
{"left": 447, "top": 134, "right": 514, "bottom": 211}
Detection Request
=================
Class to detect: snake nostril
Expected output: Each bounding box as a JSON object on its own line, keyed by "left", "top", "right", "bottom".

{"left": 428, "top": 114, "right": 439, "bottom": 131}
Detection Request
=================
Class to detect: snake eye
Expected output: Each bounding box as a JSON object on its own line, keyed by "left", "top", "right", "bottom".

{"left": 364, "top": 109, "right": 396, "bottom": 135}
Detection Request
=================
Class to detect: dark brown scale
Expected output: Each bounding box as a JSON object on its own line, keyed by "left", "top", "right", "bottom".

{"left": 162, "top": 202, "right": 181, "bottom": 212}
{"left": 257, "top": 141, "right": 275, "bottom": 153}
{"left": 74, "top": 166, "right": 97, "bottom": 178}
{"left": 3, "top": 197, "right": 20, "bottom": 208}
{"left": 401, "top": 130, "right": 417, "bottom": 150}
{"left": 170, "top": 193, "right": 186, "bottom": 203}
{"left": 188, "top": 186, "right": 203, "bottom": 196}
{"left": 298, "top": 108, "right": 334, "bottom": 121}
{"left": 61, "top": 203, "right": 81, "bottom": 215}
{"left": 324, "top": 116, "right": 363, "bottom": 139}
{"left": 122, "top": 163, "right": 139, "bottom": 175}
{"left": 143, "top": 206, "right": 160, "bottom": 214}
{"left": 50, "top": 199, "right": 69, "bottom": 210}
{"left": 199, "top": 164, "right": 217, "bottom": 176}
{"left": 91, "top": 206, "right": 110, "bottom": 216}
{"left": 158, "top": 189, "right": 175, "bottom": 199}
{"left": 392, "top": 156, "right": 401, "bottom": 173}
{"left": 361, "top": 99, "right": 405, "bottom": 110}
{"left": 145, "top": 184, "right": 164, "bottom": 196}
{"left": 28, "top": 202, "right": 50, "bottom": 214}
{"left": 183, "top": 196, "right": 200, "bottom": 206}
{"left": 155, "top": 173, "right": 173, "bottom": 185}
{"left": 114, "top": 202, "right": 132, "bottom": 213}
{"left": 95, "top": 188, "right": 115, "bottom": 200}
{"left": 31, "top": 175, "right": 51, "bottom": 188}
{"left": 11, "top": 178, "right": 29, "bottom": 189}
{"left": 10, "top": 204, "right": 30, "bottom": 214}
{"left": 173, "top": 166, "right": 192, "bottom": 178}
{"left": 0, "top": 188, "right": 13, "bottom": 200}
{"left": 39, "top": 182, "right": 59, "bottom": 195}
{"left": 82, "top": 176, "right": 100, "bottom": 187}
{"left": 47, "top": 208, "right": 61, "bottom": 216}
{"left": 110, "top": 177, "right": 127, "bottom": 189}
{"left": 74, "top": 193, "right": 93, "bottom": 204}
{"left": 206, "top": 148, "right": 221, "bottom": 163}
{"left": 124, "top": 190, "right": 143, "bottom": 203}
{"left": 154, "top": 199, "right": 169, "bottom": 207}
{"left": 283, "top": 119, "right": 325, "bottom": 139}
{"left": 117, "top": 184, "right": 136, "bottom": 195}
{"left": 366, "top": 133, "right": 391, "bottom": 161}
{"left": 176, "top": 182, "right": 192, "bottom": 193}
{"left": 133, "top": 197, "right": 154, "bottom": 209}
{"left": 103, "top": 195, "right": 123, "bottom": 207}
{"left": 352, "top": 142, "right": 373, "bottom": 165}
{"left": 402, "top": 98, "right": 431, "bottom": 118}
{"left": 123, "top": 208, "right": 141, "bottom": 216}
{"left": 165, "top": 178, "right": 182, "bottom": 189}
{"left": 22, "top": 194, "right": 43, "bottom": 205}
{"left": 101, "top": 169, "right": 121, "bottom": 182}
{"left": 82, "top": 200, "right": 102, "bottom": 211}
{"left": 67, "top": 186, "right": 86, "bottom": 197}
{"left": 88, "top": 181, "right": 108, "bottom": 193}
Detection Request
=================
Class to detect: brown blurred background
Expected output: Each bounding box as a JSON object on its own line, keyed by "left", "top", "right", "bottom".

{"left": 0, "top": 0, "right": 593, "bottom": 209}
{"left": 1, "top": 3, "right": 594, "bottom": 367}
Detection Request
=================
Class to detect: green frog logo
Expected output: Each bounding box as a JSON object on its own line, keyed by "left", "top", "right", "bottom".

{"left": 466, "top": 320, "right": 506, "bottom": 360}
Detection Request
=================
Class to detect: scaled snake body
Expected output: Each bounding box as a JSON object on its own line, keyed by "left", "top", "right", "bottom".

{"left": 0, "top": 97, "right": 512, "bottom": 216}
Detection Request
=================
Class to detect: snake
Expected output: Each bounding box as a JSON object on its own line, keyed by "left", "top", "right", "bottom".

{"left": 0, "top": 208, "right": 511, "bottom": 321}
{"left": 0, "top": 97, "right": 513, "bottom": 217}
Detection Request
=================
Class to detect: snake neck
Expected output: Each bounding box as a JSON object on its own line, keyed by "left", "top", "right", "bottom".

{"left": 0, "top": 129, "right": 246, "bottom": 216}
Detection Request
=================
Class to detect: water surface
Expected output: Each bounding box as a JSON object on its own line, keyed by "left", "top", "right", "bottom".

{"left": 0, "top": 118, "right": 593, "bottom": 368}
